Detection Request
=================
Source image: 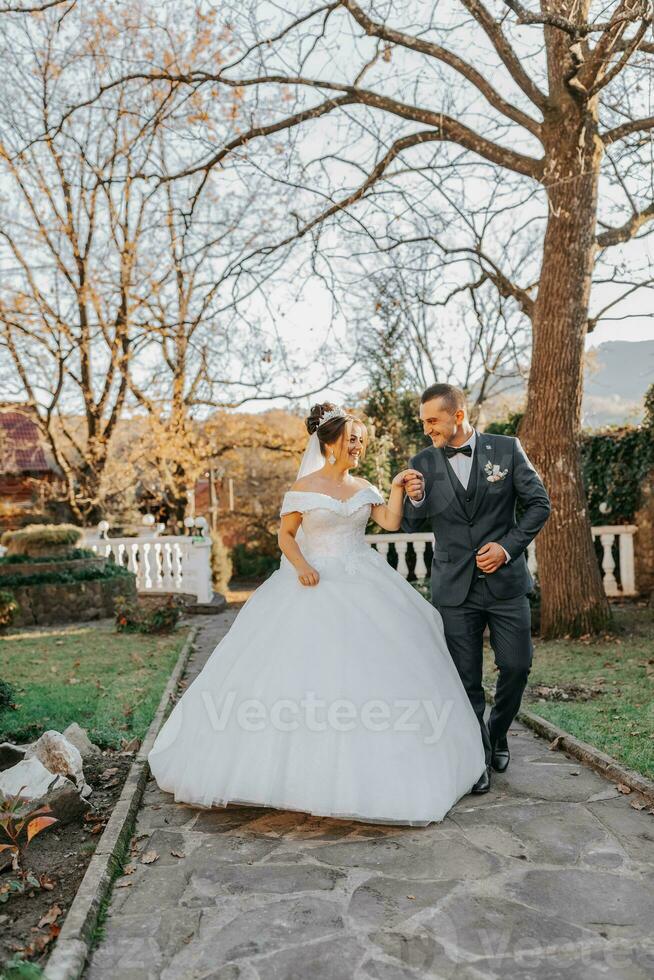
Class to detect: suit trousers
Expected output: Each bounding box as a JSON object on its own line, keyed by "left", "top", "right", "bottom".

{"left": 437, "top": 574, "right": 533, "bottom": 767}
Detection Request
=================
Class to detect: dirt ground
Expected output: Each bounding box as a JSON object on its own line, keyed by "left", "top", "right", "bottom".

{"left": 0, "top": 750, "right": 134, "bottom": 970}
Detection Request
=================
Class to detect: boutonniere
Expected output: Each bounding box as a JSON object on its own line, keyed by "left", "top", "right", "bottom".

{"left": 485, "top": 460, "right": 508, "bottom": 483}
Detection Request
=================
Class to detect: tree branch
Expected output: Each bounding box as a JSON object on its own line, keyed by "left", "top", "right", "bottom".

{"left": 578, "top": 0, "right": 651, "bottom": 92}
{"left": 339, "top": 0, "right": 542, "bottom": 135}
{"left": 458, "top": 0, "right": 548, "bottom": 110}
{"left": 602, "top": 115, "right": 654, "bottom": 144}
{"left": 502, "top": 0, "right": 649, "bottom": 37}
{"left": 0, "top": 0, "right": 73, "bottom": 11}
{"left": 596, "top": 201, "right": 654, "bottom": 247}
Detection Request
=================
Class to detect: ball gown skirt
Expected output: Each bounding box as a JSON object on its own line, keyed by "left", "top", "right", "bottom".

{"left": 147, "top": 488, "right": 486, "bottom": 826}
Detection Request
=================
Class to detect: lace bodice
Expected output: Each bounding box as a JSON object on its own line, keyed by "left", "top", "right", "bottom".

{"left": 279, "top": 486, "right": 385, "bottom": 575}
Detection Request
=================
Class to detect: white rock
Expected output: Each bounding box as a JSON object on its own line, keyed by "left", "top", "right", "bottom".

{"left": 0, "top": 756, "right": 69, "bottom": 799}
{"left": 24, "top": 730, "right": 87, "bottom": 793}
{"left": 62, "top": 722, "right": 102, "bottom": 760}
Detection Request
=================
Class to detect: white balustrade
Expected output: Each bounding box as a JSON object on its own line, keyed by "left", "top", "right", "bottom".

{"left": 526, "top": 525, "right": 638, "bottom": 597}
{"left": 82, "top": 525, "right": 213, "bottom": 604}
{"left": 366, "top": 526, "right": 638, "bottom": 598}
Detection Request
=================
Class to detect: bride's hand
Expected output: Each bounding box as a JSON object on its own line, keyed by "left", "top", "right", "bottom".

{"left": 297, "top": 563, "right": 320, "bottom": 587}
{"left": 392, "top": 469, "right": 424, "bottom": 497}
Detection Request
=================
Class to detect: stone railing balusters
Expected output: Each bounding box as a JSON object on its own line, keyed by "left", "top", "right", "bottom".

{"left": 82, "top": 526, "right": 213, "bottom": 604}
{"left": 369, "top": 526, "right": 638, "bottom": 598}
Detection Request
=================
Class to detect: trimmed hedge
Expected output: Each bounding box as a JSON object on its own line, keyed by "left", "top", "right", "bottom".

{"left": 0, "top": 548, "right": 96, "bottom": 565}
{"left": 0, "top": 562, "right": 133, "bottom": 589}
{"left": 1, "top": 523, "right": 82, "bottom": 556}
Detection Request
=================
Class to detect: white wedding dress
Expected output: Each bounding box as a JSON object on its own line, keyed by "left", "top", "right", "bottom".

{"left": 148, "top": 485, "right": 486, "bottom": 826}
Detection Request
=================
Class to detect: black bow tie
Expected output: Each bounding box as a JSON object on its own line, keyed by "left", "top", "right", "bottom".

{"left": 444, "top": 444, "right": 472, "bottom": 458}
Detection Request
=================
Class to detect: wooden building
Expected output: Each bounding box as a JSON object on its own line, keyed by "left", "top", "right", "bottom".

{"left": 0, "top": 405, "right": 62, "bottom": 530}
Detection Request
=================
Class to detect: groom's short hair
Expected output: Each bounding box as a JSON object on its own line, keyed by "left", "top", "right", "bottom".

{"left": 420, "top": 383, "right": 466, "bottom": 414}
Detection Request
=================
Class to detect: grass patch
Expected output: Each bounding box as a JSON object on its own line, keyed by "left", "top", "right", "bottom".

{"left": 483, "top": 605, "right": 654, "bottom": 779}
{"left": 0, "top": 621, "right": 189, "bottom": 749}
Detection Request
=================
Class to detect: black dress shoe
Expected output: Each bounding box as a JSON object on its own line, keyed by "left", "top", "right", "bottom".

{"left": 471, "top": 765, "right": 491, "bottom": 794}
{"left": 490, "top": 739, "right": 510, "bottom": 773}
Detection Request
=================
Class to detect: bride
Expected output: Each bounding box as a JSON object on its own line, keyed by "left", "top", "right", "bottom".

{"left": 148, "top": 403, "right": 486, "bottom": 826}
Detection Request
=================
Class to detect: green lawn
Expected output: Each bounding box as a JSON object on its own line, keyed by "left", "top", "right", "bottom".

{"left": 0, "top": 621, "right": 190, "bottom": 749}
{"left": 482, "top": 605, "right": 654, "bottom": 779}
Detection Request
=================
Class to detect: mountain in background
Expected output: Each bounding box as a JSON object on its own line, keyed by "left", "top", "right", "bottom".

{"left": 582, "top": 339, "right": 653, "bottom": 429}
{"left": 479, "top": 339, "right": 653, "bottom": 430}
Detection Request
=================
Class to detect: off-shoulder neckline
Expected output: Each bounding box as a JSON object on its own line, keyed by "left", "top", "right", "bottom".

{"left": 283, "top": 486, "right": 380, "bottom": 505}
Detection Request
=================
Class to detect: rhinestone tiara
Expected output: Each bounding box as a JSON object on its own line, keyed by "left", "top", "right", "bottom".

{"left": 318, "top": 406, "right": 348, "bottom": 427}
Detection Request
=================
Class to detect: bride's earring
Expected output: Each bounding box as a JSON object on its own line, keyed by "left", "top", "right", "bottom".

{"left": 328, "top": 451, "right": 336, "bottom": 465}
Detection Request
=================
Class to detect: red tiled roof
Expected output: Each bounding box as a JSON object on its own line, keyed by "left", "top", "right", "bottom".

{"left": 0, "top": 409, "right": 51, "bottom": 473}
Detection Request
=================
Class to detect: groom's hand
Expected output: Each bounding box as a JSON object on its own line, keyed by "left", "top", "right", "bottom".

{"left": 476, "top": 542, "right": 507, "bottom": 573}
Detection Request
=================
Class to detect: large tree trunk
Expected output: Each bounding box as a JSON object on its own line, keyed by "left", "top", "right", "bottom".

{"left": 520, "top": 57, "right": 611, "bottom": 637}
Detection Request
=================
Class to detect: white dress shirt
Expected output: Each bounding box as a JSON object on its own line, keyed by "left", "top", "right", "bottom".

{"left": 409, "top": 429, "right": 511, "bottom": 563}
{"left": 445, "top": 428, "right": 477, "bottom": 489}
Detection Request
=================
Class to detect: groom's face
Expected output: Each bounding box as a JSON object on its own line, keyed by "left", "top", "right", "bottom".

{"left": 420, "top": 398, "right": 462, "bottom": 448}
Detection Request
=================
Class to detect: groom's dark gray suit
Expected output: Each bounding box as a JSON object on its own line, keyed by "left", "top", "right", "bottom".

{"left": 401, "top": 431, "right": 551, "bottom": 766}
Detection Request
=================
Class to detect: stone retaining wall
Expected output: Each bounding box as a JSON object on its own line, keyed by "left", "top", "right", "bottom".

{"left": 7, "top": 575, "right": 136, "bottom": 627}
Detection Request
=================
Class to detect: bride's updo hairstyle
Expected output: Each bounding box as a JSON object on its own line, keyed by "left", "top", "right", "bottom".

{"left": 305, "top": 402, "right": 368, "bottom": 459}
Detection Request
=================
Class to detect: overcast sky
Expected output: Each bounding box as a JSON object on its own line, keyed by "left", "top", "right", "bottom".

{"left": 239, "top": 261, "right": 654, "bottom": 413}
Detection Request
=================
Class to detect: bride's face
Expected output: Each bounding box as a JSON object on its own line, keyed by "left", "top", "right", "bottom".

{"left": 328, "top": 422, "right": 366, "bottom": 468}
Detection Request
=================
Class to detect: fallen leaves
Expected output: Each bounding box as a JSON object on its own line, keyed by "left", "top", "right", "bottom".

{"left": 532, "top": 683, "right": 603, "bottom": 702}
{"left": 140, "top": 849, "right": 159, "bottom": 865}
{"left": 37, "top": 903, "right": 62, "bottom": 928}
{"left": 119, "top": 736, "right": 140, "bottom": 754}
{"left": 83, "top": 812, "right": 107, "bottom": 835}
{"left": 13, "top": 924, "right": 59, "bottom": 956}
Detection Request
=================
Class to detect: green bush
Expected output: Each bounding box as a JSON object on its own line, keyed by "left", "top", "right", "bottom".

{"left": 0, "top": 679, "right": 17, "bottom": 713}
{"left": 582, "top": 427, "right": 654, "bottom": 524}
{"left": 231, "top": 543, "right": 280, "bottom": 579}
{"left": 484, "top": 412, "right": 524, "bottom": 437}
{"left": 114, "top": 594, "right": 183, "bottom": 634}
{"left": 0, "top": 548, "right": 96, "bottom": 566}
{"left": 0, "top": 954, "right": 45, "bottom": 978}
{"left": 0, "top": 563, "right": 132, "bottom": 589}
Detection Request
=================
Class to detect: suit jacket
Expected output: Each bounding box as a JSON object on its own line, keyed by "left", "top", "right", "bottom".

{"left": 401, "top": 432, "right": 551, "bottom": 606}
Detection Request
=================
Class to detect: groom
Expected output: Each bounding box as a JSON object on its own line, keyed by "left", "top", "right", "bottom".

{"left": 402, "top": 383, "right": 551, "bottom": 793}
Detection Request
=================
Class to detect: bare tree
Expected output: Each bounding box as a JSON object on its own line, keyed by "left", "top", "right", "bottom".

{"left": 0, "top": 2, "right": 360, "bottom": 522}
{"left": 359, "top": 255, "right": 529, "bottom": 420}
{"left": 0, "top": 9, "right": 179, "bottom": 521}
{"left": 68, "top": 0, "right": 654, "bottom": 635}
{"left": 0, "top": 1, "right": 75, "bottom": 13}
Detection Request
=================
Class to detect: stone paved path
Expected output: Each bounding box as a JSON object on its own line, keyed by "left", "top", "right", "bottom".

{"left": 84, "top": 611, "right": 654, "bottom": 980}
